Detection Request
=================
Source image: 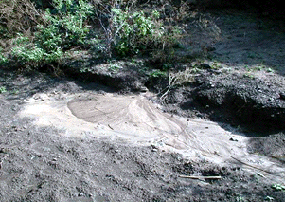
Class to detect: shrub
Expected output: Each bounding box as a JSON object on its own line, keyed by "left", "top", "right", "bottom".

{"left": 111, "top": 9, "right": 167, "bottom": 57}
{"left": 11, "top": 34, "right": 63, "bottom": 66}
{"left": 95, "top": 1, "right": 183, "bottom": 58}
{"left": 10, "top": 0, "right": 93, "bottom": 67}
{"left": 36, "top": 0, "right": 93, "bottom": 52}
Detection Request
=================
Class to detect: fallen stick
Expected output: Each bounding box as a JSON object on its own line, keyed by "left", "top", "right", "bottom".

{"left": 108, "top": 124, "right": 114, "bottom": 130}
{"left": 179, "top": 175, "right": 222, "bottom": 180}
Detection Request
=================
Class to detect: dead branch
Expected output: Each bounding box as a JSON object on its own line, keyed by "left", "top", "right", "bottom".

{"left": 179, "top": 174, "right": 222, "bottom": 180}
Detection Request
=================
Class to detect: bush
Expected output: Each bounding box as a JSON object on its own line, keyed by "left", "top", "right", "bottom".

{"left": 10, "top": 0, "right": 93, "bottom": 67}
{"left": 36, "top": 0, "right": 93, "bottom": 52}
{"left": 3, "top": 0, "right": 184, "bottom": 69}
{"left": 11, "top": 34, "right": 63, "bottom": 66}
{"left": 111, "top": 9, "right": 163, "bottom": 56}
{"left": 95, "top": 1, "right": 183, "bottom": 58}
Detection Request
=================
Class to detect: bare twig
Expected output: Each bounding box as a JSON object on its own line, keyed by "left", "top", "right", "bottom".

{"left": 179, "top": 174, "right": 222, "bottom": 180}
{"left": 108, "top": 124, "right": 114, "bottom": 130}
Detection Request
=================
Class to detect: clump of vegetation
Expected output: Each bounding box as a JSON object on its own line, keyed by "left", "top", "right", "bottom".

{"left": 36, "top": 0, "right": 93, "bottom": 51}
{"left": 1, "top": 0, "right": 185, "bottom": 70}
{"left": 92, "top": 0, "right": 184, "bottom": 59}
{"left": 2, "top": 0, "right": 93, "bottom": 68}
{"left": 23, "top": 0, "right": 90, "bottom": 66}
{"left": 0, "top": 86, "right": 7, "bottom": 94}
{"left": 109, "top": 8, "right": 182, "bottom": 57}
{"left": 272, "top": 184, "right": 285, "bottom": 191}
{"left": 0, "top": 48, "right": 8, "bottom": 65}
{"left": 111, "top": 9, "right": 163, "bottom": 56}
{"left": 10, "top": 34, "right": 50, "bottom": 66}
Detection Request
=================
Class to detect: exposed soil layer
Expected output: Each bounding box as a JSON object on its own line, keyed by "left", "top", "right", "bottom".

{"left": 164, "top": 68, "right": 285, "bottom": 133}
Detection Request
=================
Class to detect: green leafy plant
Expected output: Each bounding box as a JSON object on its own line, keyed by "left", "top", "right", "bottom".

{"left": 108, "top": 63, "right": 122, "bottom": 72}
{"left": 11, "top": 34, "right": 42, "bottom": 65}
{"left": 272, "top": 184, "right": 285, "bottom": 191}
{"left": 266, "top": 67, "right": 275, "bottom": 73}
{"left": 236, "top": 194, "right": 245, "bottom": 202}
{"left": 11, "top": 45, "right": 45, "bottom": 64}
{"left": 96, "top": 3, "right": 183, "bottom": 58}
{"left": 243, "top": 73, "right": 254, "bottom": 79}
{"left": 150, "top": 69, "right": 167, "bottom": 78}
{"left": 11, "top": 89, "right": 19, "bottom": 94}
{"left": 110, "top": 8, "right": 164, "bottom": 56}
{"left": 0, "top": 48, "right": 8, "bottom": 65}
{"left": 36, "top": 0, "right": 93, "bottom": 51}
{"left": 10, "top": 33, "right": 62, "bottom": 66}
{"left": 211, "top": 62, "right": 222, "bottom": 69}
{"left": 0, "top": 86, "right": 7, "bottom": 94}
{"left": 10, "top": 0, "right": 93, "bottom": 67}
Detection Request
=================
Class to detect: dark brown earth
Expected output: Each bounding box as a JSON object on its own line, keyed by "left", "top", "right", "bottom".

{"left": 1, "top": 69, "right": 285, "bottom": 202}
{"left": 1, "top": 8, "right": 285, "bottom": 202}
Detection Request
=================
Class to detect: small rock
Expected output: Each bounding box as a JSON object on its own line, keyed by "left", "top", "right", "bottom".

{"left": 151, "top": 148, "right": 158, "bottom": 152}
{"left": 78, "top": 193, "right": 84, "bottom": 196}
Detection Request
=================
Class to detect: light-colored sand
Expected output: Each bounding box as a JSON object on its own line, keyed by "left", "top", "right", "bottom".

{"left": 18, "top": 92, "right": 285, "bottom": 179}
